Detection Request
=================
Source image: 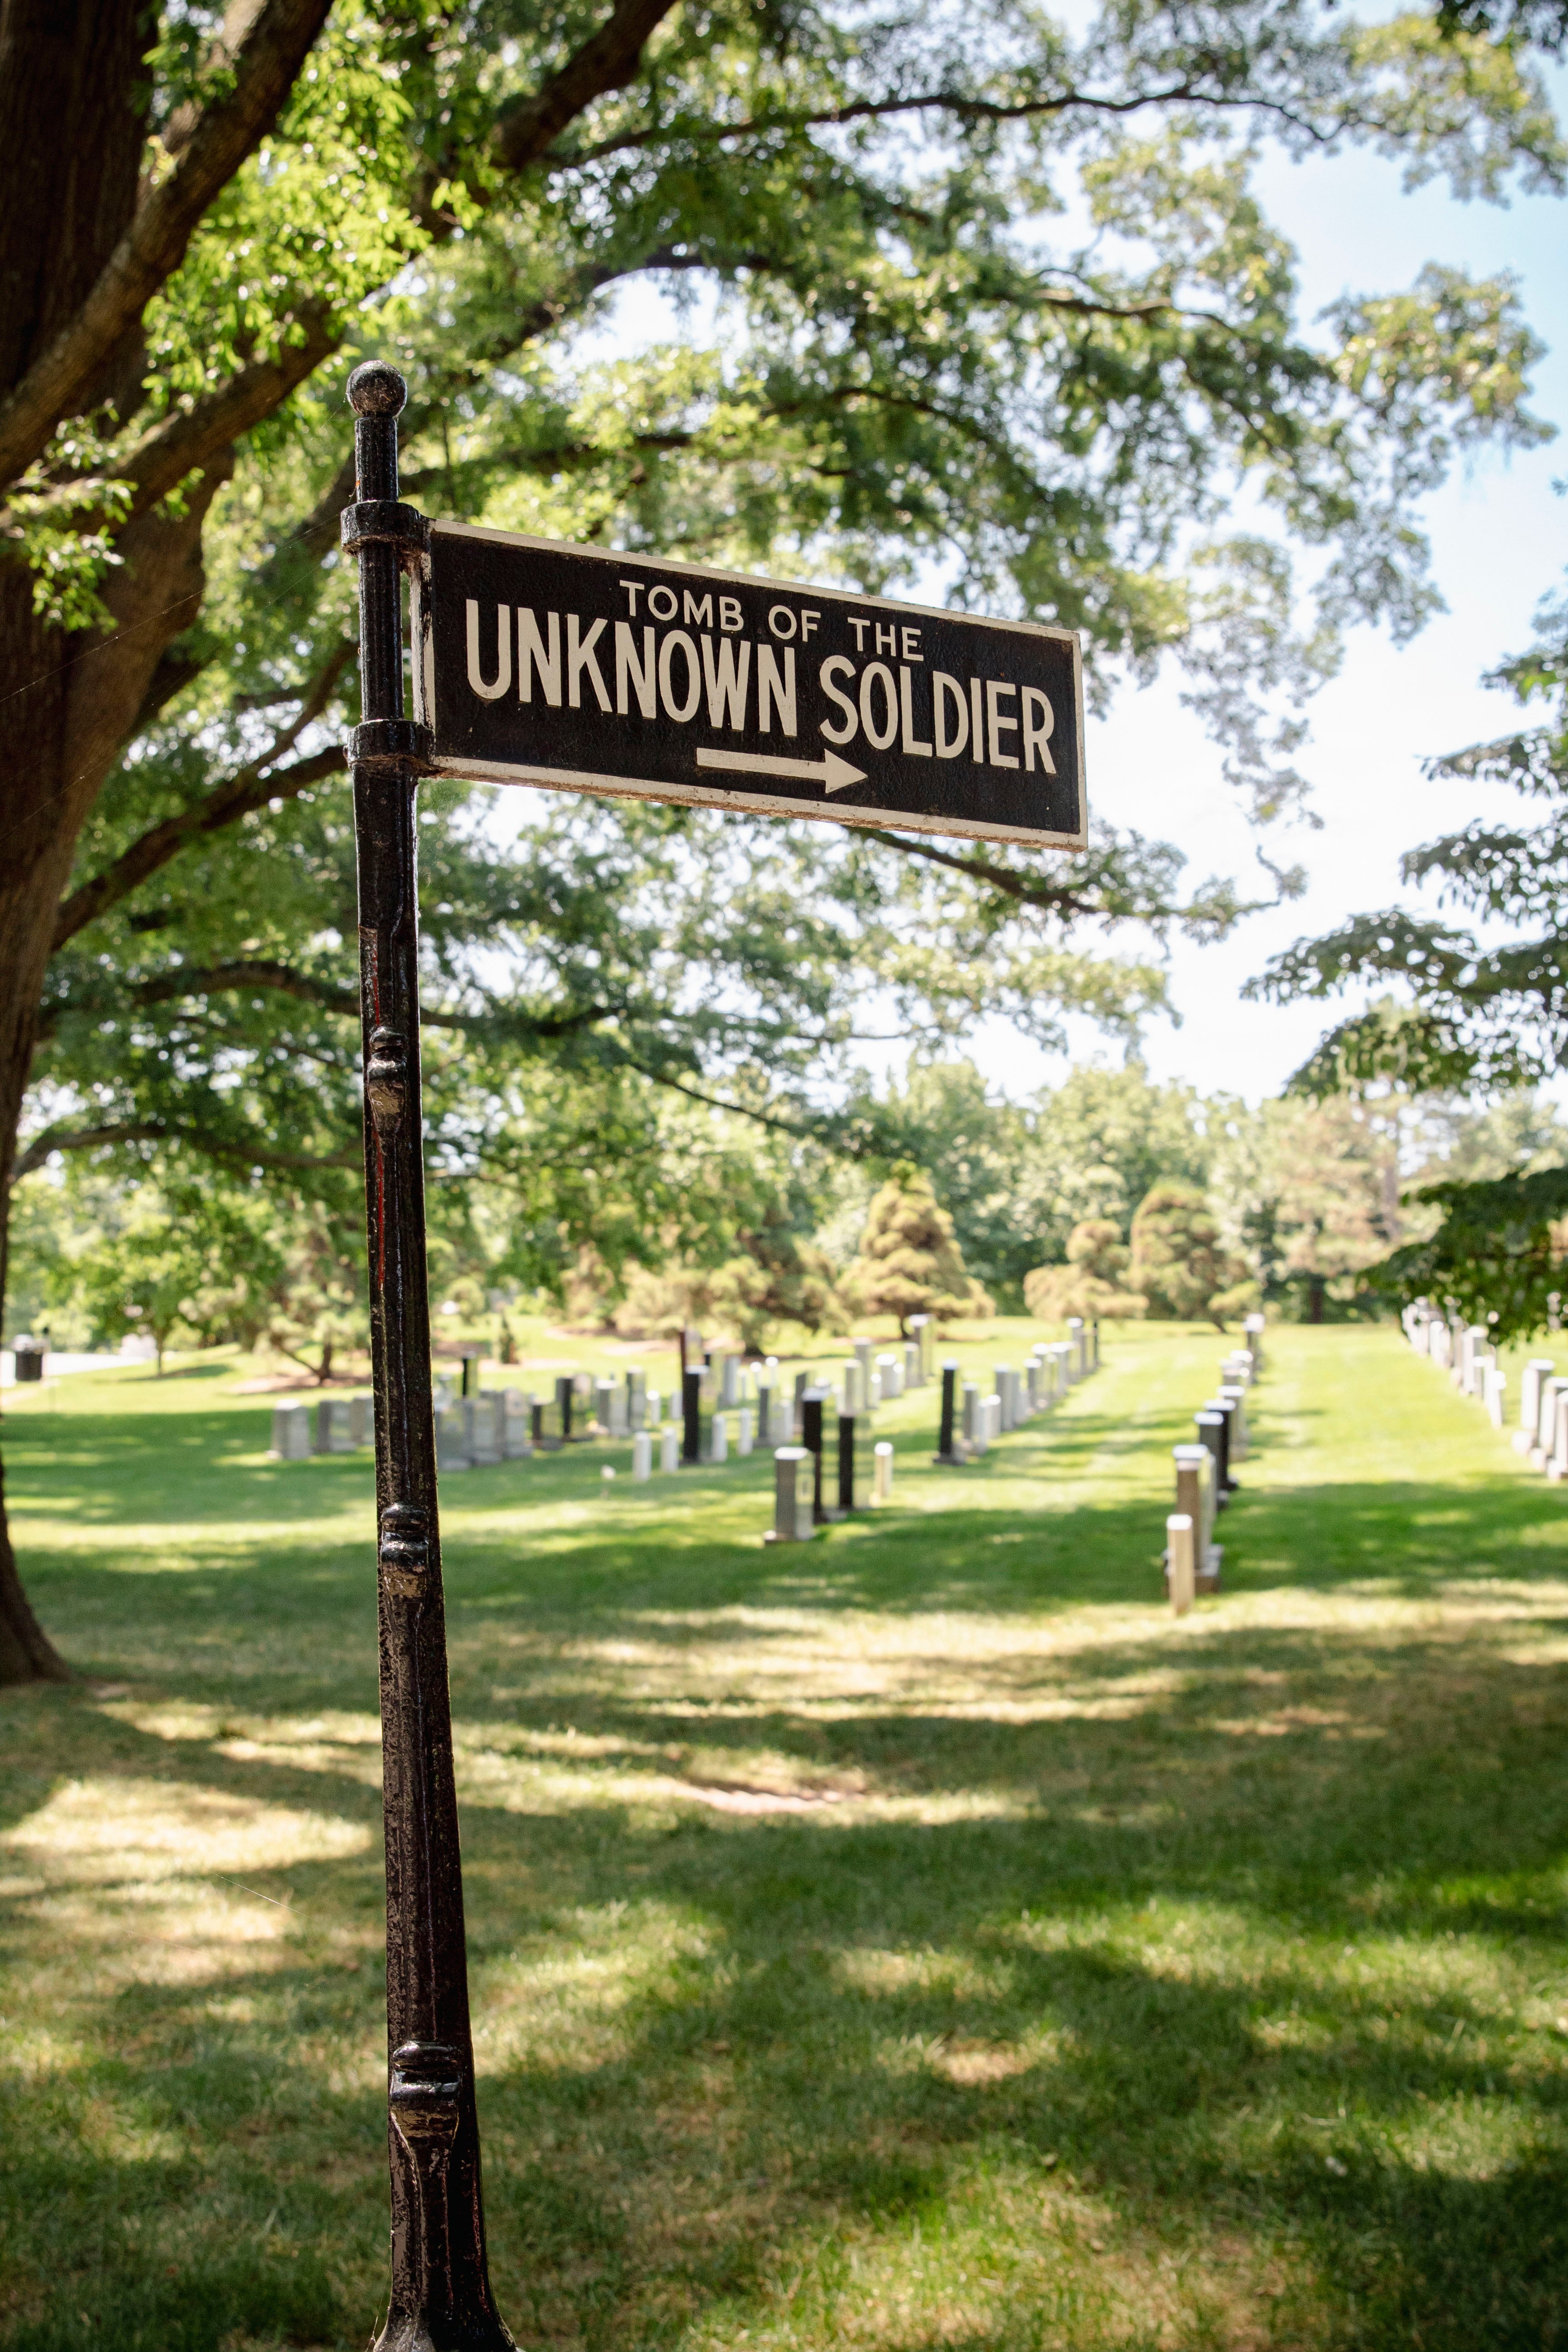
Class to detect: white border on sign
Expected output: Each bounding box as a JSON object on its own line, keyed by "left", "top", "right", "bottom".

{"left": 425, "top": 754, "right": 1085, "bottom": 850}
{"left": 409, "top": 521, "right": 1089, "bottom": 853}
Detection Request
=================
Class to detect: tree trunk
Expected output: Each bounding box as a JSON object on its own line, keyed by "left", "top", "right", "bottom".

{"left": 1308, "top": 1275, "right": 1325, "bottom": 1325}
{"left": 0, "top": 481, "right": 230, "bottom": 1680}
{"left": 0, "top": 0, "right": 225, "bottom": 1682}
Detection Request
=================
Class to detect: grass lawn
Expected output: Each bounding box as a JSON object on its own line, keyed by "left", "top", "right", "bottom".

{"left": 2, "top": 1319, "right": 1567, "bottom": 2352}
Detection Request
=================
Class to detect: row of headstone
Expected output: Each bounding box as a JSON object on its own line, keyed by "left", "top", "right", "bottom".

{"left": 757, "top": 1336, "right": 937, "bottom": 1536}
{"left": 1165, "top": 1312, "right": 1265, "bottom": 1612}
{"left": 930, "top": 1318, "right": 1099, "bottom": 1467}
{"left": 765, "top": 1423, "right": 897, "bottom": 1542}
{"left": 1406, "top": 1299, "right": 1568, "bottom": 1477}
{"left": 1402, "top": 1301, "right": 1522, "bottom": 1435}
{"left": 269, "top": 1394, "right": 375, "bottom": 1460}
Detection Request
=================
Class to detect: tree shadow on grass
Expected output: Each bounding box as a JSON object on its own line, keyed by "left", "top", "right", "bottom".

{"left": 6, "top": 1566, "right": 1568, "bottom": 2348}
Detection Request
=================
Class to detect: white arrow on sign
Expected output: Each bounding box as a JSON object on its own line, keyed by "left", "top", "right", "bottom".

{"left": 696, "top": 744, "right": 867, "bottom": 795}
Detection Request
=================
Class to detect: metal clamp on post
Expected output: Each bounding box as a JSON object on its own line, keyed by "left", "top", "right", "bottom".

{"left": 341, "top": 497, "right": 432, "bottom": 562}
{"left": 348, "top": 716, "right": 435, "bottom": 770}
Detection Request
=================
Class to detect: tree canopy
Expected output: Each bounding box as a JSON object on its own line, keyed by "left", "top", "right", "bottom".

{"left": 18, "top": 0, "right": 1565, "bottom": 1244}
{"left": 1250, "top": 580, "right": 1568, "bottom": 1335}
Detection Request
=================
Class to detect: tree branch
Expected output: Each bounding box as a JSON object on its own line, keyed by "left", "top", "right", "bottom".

{"left": 493, "top": 0, "right": 685, "bottom": 174}
{"left": 53, "top": 656, "right": 351, "bottom": 953}
{"left": 0, "top": 0, "right": 336, "bottom": 490}
{"left": 11, "top": 1118, "right": 357, "bottom": 1184}
{"left": 546, "top": 75, "right": 1238, "bottom": 168}
{"left": 860, "top": 826, "right": 1099, "bottom": 915}
{"left": 4, "top": 309, "right": 340, "bottom": 552}
{"left": 117, "top": 311, "right": 339, "bottom": 524}
{"left": 268, "top": 446, "right": 359, "bottom": 568}
{"left": 617, "top": 1059, "right": 821, "bottom": 1139}
{"left": 39, "top": 957, "right": 628, "bottom": 1048}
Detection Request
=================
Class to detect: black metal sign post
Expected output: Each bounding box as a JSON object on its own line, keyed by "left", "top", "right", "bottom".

{"left": 344, "top": 363, "right": 513, "bottom": 2352}
{"left": 340, "top": 362, "right": 1087, "bottom": 2347}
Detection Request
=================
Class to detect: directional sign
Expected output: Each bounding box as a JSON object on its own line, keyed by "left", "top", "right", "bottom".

{"left": 411, "top": 524, "right": 1086, "bottom": 849}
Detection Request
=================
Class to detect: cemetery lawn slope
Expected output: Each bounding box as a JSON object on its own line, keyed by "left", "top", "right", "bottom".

{"left": 1, "top": 1323, "right": 1566, "bottom": 2351}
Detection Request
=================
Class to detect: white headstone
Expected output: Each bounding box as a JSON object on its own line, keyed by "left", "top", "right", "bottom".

{"left": 435, "top": 1406, "right": 470, "bottom": 1472}
{"left": 502, "top": 1389, "right": 532, "bottom": 1457}
{"left": 466, "top": 1394, "right": 502, "bottom": 1466}
{"left": 269, "top": 1402, "right": 311, "bottom": 1460}
{"left": 1167, "top": 1513, "right": 1196, "bottom": 1615}
{"left": 1542, "top": 1383, "right": 1568, "bottom": 1477}
{"left": 1519, "top": 1359, "right": 1553, "bottom": 1453}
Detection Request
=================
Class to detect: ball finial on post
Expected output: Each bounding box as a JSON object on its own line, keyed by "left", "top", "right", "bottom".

{"left": 347, "top": 360, "right": 408, "bottom": 417}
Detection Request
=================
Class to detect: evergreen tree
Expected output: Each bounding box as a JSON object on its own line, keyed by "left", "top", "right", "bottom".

{"left": 1024, "top": 1220, "right": 1148, "bottom": 1323}
{"left": 1128, "top": 1183, "right": 1254, "bottom": 1327}
{"left": 844, "top": 1171, "right": 993, "bottom": 1333}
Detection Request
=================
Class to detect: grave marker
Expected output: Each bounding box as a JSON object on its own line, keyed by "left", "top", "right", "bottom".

{"left": 502, "top": 1390, "right": 532, "bottom": 1458}
{"left": 434, "top": 1405, "right": 470, "bottom": 1472}
{"left": 1196, "top": 1409, "right": 1228, "bottom": 1507}
{"left": 270, "top": 1403, "right": 312, "bottom": 1461}
{"left": 1518, "top": 1359, "right": 1554, "bottom": 1454}
{"left": 801, "top": 1387, "right": 831, "bottom": 1524}
{"left": 1542, "top": 1383, "right": 1568, "bottom": 1477}
{"left": 765, "top": 1448, "right": 817, "bottom": 1544}
{"left": 935, "top": 1361, "right": 963, "bottom": 1465}
{"left": 837, "top": 1409, "right": 872, "bottom": 1514}
{"left": 1167, "top": 1514, "right": 1196, "bottom": 1615}
{"left": 465, "top": 1394, "right": 502, "bottom": 1465}
{"left": 1172, "top": 1443, "right": 1219, "bottom": 1590}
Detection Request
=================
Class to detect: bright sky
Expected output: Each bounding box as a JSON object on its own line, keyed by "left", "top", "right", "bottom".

{"left": 965, "top": 96, "right": 1568, "bottom": 1106}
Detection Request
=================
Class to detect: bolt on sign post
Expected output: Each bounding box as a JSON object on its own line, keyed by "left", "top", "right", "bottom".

{"left": 339, "top": 362, "right": 1087, "bottom": 2347}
